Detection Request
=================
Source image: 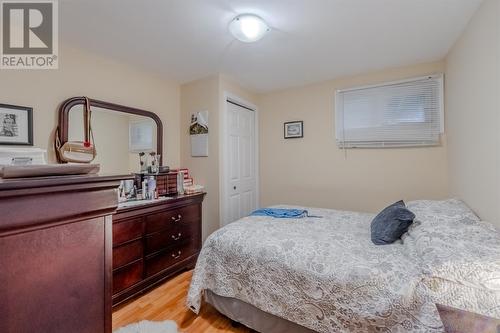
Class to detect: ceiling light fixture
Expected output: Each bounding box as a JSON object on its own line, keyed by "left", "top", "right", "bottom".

{"left": 229, "top": 14, "right": 270, "bottom": 43}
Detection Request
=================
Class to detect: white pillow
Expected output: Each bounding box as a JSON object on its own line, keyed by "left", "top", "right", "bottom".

{"left": 406, "top": 198, "right": 480, "bottom": 226}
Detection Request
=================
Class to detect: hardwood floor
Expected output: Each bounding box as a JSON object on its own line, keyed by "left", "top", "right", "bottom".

{"left": 112, "top": 270, "right": 253, "bottom": 332}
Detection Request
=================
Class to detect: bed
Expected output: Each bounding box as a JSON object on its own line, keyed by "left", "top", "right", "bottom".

{"left": 187, "top": 199, "right": 500, "bottom": 332}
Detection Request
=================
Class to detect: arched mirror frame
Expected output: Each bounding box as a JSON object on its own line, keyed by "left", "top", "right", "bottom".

{"left": 57, "top": 96, "right": 163, "bottom": 166}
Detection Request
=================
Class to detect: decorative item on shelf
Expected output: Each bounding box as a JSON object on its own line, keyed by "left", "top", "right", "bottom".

{"left": 154, "top": 154, "right": 161, "bottom": 173}
{"left": 148, "top": 152, "right": 159, "bottom": 173}
{"left": 118, "top": 179, "right": 136, "bottom": 202}
{"left": 190, "top": 111, "right": 208, "bottom": 157}
{"left": 139, "top": 152, "right": 147, "bottom": 172}
{"left": 284, "top": 121, "right": 303, "bottom": 139}
{"left": 0, "top": 103, "right": 33, "bottom": 146}
{"left": 138, "top": 151, "right": 162, "bottom": 174}
{"left": 55, "top": 97, "right": 96, "bottom": 163}
{"left": 134, "top": 170, "right": 177, "bottom": 197}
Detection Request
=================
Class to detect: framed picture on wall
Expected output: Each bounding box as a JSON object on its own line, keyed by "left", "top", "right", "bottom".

{"left": 190, "top": 110, "right": 209, "bottom": 157}
{"left": 284, "top": 121, "right": 303, "bottom": 139}
{"left": 0, "top": 104, "right": 33, "bottom": 146}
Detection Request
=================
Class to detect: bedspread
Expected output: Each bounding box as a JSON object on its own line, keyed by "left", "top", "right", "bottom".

{"left": 187, "top": 200, "right": 500, "bottom": 333}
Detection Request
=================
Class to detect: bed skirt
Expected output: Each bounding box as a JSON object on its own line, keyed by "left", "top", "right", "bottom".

{"left": 205, "top": 290, "right": 315, "bottom": 333}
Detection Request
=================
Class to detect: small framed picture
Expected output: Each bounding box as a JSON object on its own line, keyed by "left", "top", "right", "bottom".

{"left": 0, "top": 104, "right": 33, "bottom": 146}
{"left": 284, "top": 121, "right": 303, "bottom": 139}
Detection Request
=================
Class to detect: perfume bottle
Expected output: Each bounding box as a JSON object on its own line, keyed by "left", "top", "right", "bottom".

{"left": 147, "top": 176, "right": 156, "bottom": 200}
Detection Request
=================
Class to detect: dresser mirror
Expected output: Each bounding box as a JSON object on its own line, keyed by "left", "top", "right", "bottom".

{"left": 57, "top": 97, "right": 163, "bottom": 175}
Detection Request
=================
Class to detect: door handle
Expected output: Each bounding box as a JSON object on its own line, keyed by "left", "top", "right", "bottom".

{"left": 233, "top": 186, "right": 236, "bottom": 190}
{"left": 171, "top": 251, "right": 182, "bottom": 259}
{"left": 171, "top": 233, "right": 182, "bottom": 241}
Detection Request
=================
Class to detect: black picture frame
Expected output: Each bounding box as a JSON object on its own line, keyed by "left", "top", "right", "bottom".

{"left": 0, "top": 103, "right": 33, "bottom": 146}
{"left": 284, "top": 121, "right": 303, "bottom": 139}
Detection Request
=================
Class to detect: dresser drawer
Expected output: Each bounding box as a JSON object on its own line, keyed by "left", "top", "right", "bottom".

{"left": 113, "top": 240, "right": 143, "bottom": 269}
{"left": 113, "top": 260, "right": 143, "bottom": 294}
{"left": 145, "top": 205, "right": 200, "bottom": 234}
{"left": 145, "top": 224, "right": 195, "bottom": 255}
{"left": 113, "top": 217, "right": 143, "bottom": 246}
{"left": 145, "top": 240, "right": 198, "bottom": 277}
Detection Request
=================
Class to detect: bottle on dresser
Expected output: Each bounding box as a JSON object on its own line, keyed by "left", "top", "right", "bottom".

{"left": 177, "top": 170, "right": 185, "bottom": 195}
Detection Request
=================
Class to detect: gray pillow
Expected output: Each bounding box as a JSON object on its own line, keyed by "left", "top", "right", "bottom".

{"left": 371, "top": 200, "right": 415, "bottom": 245}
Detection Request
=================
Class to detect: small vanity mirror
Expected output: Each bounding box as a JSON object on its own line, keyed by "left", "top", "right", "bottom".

{"left": 57, "top": 97, "right": 163, "bottom": 175}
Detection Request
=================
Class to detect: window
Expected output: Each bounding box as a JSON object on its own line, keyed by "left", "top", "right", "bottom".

{"left": 335, "top": 74, "right": 444, "bottom": 148}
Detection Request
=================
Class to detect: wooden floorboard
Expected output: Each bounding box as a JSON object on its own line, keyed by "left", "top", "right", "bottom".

{"left": 112, "top": 270, "right": 253, "bottom": 332}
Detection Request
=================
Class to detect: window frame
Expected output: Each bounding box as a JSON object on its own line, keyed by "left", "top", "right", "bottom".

{"left": 334, "top": 74, "right": 445, "bottom": 148}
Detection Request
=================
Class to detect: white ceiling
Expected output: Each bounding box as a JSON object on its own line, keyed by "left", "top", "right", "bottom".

{"left": 60, "top": 0, "right": 483, "bottom": 92}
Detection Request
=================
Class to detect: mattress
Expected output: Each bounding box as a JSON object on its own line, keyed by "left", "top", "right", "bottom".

{"left": 188, "top": 199, "right": 500, "bottom": 333}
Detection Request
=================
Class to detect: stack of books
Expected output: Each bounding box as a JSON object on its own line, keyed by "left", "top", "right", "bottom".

{"left": 171, "top": 168, "right": 197, "bottom": 191}
{"left": 171, "top": 168, "right": 204, "bottom": 194}
{"left": 185, "top": 184, "right": 204, "bottom": 195}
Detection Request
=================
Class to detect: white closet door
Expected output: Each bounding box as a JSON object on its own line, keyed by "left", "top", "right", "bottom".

{"left": 226, "top": 100, "right": 256, "bottom": 224}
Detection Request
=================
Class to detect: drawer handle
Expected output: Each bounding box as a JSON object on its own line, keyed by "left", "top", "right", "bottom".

{"left": 171, "top": 233, "right": 182, "bottom": 241}
{"left": 171, "top": 214, "right": 182, "bottom": 222}
{"left": 171, "top": 251, "right": 182, "bottom": 259}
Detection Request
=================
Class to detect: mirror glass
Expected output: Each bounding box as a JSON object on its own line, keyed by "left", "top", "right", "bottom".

{"left": 68, "top": 105, "right": 158, "bottom": 174}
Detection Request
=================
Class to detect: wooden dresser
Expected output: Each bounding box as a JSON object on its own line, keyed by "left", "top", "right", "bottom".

{"left": 112, "top": 193, "right": 205, "bottom": 307}
{"left": 0, "top": 175, "right": 125, "bottom": 333}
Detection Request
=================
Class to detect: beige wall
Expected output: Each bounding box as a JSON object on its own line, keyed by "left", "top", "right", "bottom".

{"left": 0, "top": 44, "right": 181, "bottom": 169}
{"left": 445, "top": 0, "right": 500, "bottom": 225}
{"left": 2, "top": 5, "right": 497, "bottom": 235}
{"left": 180, "top": 75, "right": 257, "bottom": 241}
{"left": 181, "top": 76, "right": 220, "bottom": 241}
{"left": 258, "top": 61, "right": 449, "bottom": 213}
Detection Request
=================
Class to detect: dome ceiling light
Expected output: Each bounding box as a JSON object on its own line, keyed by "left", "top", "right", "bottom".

{"left": 229, "top": 14, "right": 270, "bottom": 43}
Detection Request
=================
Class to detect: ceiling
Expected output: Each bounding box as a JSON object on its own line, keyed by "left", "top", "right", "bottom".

{"left": 60, "top": 0, "right": 483, "bottom": 92}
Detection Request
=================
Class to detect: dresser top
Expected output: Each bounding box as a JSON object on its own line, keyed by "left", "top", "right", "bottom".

{"left": 0, "top": 174, "right": 132, "bottom": 192}
{"left": 116, "top": 192, "right": 207, "bottom": 213}
{"left": 0, "top": 174, "right": 133, "bottom": 235}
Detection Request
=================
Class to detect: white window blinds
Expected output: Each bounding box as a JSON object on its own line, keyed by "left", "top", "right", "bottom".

{"left": 335, "top": 74, "right": 444, "bottom": 148}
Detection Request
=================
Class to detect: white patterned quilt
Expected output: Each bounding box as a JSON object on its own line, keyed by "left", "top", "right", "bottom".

{"left": 187, "top": 199, "right": 500, "bottom": 332}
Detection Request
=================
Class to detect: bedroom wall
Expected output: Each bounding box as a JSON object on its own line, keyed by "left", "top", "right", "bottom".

{"left": 180, "top": 75, "right": 258, "bottom": 241}
{"left": 258, "top": 61, "right": 449, "bottom": 213}
{"left": 0, "top": 44, "right": 181, "bottom": 167}
{"left": 445, "top": 0, "right": 500, "bottom": 225}
{"left": 180, "top": 76, "right": 220, "bottom": 242}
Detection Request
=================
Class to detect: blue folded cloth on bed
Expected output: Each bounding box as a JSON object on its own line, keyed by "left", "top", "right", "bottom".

{"left": 250, "top": 208, "right": 321, "bottom": 218}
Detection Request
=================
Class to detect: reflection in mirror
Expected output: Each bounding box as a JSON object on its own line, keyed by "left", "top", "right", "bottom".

{"left": 68, "top": 105, "right": 157, "bottom": 174}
